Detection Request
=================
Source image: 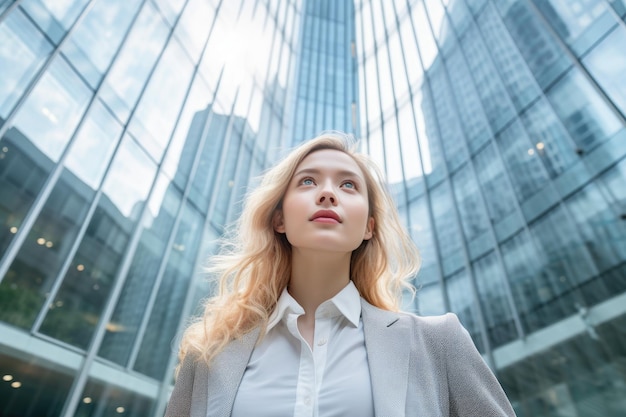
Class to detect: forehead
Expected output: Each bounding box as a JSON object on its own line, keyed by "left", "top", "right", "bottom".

{"left": 295, "top": 149, "right": 365, "bottom": 178}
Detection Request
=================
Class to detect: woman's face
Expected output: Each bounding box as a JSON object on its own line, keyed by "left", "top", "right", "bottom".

{"left": 274, "top": 149, "right": 374, "bottom": 254}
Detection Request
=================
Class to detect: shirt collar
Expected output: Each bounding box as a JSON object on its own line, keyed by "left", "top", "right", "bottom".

{"left": 267, "top": 281, "right": 362, "bottom": 332}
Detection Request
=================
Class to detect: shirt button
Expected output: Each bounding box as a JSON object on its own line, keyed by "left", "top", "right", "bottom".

{"left": 304, "top": 396, "right": 311, "bottom": 406}
{"left": 317, "top": 338, "right": 327, "bottom": 346}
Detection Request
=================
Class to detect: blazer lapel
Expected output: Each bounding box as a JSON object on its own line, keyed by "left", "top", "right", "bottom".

{"left": 205, "top": 327, "right": 260, "bottom": 417}
{"left": 361, "top": 300, "right": 410, "bottom": 417}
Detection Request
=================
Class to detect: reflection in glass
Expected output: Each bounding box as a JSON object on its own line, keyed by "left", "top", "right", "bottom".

{"left": 20, "top": 0, "right": 90, "bottom": 44}
{"left": 99, "top": 174, "right": 182, "bottom": 366}
{"left": 415, "top": 282, "right": 446, "bottom": 316}
{"left": 408, "top": 195, "right": 440, "bottom": 286}
{"left": 496, "top": 119, "right": 550, "bottom": 201}
{"left": 547, "top": 68, "right": 621, "bottom": 154}
{"left": 532, "top": 0, "right": 611, "bottom": 51}
{"left": 134, "top": 203, "right": 203, "bottom": 380}
{"left": 0, "top": 170, "right": 95, "bottom": 329}
{"left": 451, "top": 164, "right": 489, "bottom": 242}
{"left": 498, "top": 315, "right": 626, "bottom": 416}
{"left": 478, "top": 3, "right": 541, "bottom": 111}
{"left": 38, "top": 136, "right": 157, "bottom": 349}
{"left": 565, "top": 182, "right": 626, "bottom": 301}
{"left": 446, "top": 268, "right": 484, "bottom": 352}
{"left": 430, "top": 182, "right": 463, "bottom": 276}
{"left": 10, "top": 56, "right": 91, "bottom": 162}
{"left": 429, "top": 61, "right": 469, "bottom": 172}
{"left": 75, "top": 376, "right": 154, "bottom": 417}
{"left": 494, "top": 0, "right": 570, "bottom": 88}
{"left": 445, "top": 45, "right": 491, "bottom": 154}
{"left": 64, "top": 99, "right": 122, "bottom": 189}
{"left": 0, "top": 136, "right": 49, "bottom": 258}
{"left": 98, "top": 2, "right": 169, "bottom": 124}
{"left": 0, "top": 9, "right": 53, "bottom": 119}
{"left": 474, "top": 143, "right": 517, "bottom": 222}
{"left": 62, "top": 0, "right": 143, "bottom": 88}
{"left": 460, "top": 24, "right": 516, "bottom": 133}
{"left": 413, "top": 84, "right": 443, "bottom": 183}
{"left": 0, "top": 351, "right": 75, "bottom": 416}
{"left": 128, "top": 39, "right": 194, "bottom": 162}
{"left": 473, "top": 251, "right": 517, "bottom": 347}
{"left": 583, "top": 27, "right": 626, "bottom": 117}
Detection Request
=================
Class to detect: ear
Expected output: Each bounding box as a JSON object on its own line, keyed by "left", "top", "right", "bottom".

{"left": 273, "top": 210, "right": 285, "bottom": 233}
{"left": 363, "top": 217, "right": 375, "bottom": 240}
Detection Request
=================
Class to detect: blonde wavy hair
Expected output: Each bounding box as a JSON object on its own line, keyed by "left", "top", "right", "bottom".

{"left": 178, "top": 132, "right": 420, "bottom": 366}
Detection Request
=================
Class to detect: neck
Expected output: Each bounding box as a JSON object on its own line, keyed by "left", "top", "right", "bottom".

{"left": 287, "top": 249, "right": 352, "bottom": 315}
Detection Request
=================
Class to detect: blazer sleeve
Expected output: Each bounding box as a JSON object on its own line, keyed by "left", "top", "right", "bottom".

{"left": 164, "top": 356, "right": 195, "bottom": 417}
{"left": 443, "top": 314, "right": 516, "bottom": 417}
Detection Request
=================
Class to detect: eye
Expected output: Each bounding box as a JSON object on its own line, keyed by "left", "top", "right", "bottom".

{"left": 341, "top": 180, "right": 356, "bottom": 189}
{"left": 300, "top": 177, "right": 315, "bottom": 186}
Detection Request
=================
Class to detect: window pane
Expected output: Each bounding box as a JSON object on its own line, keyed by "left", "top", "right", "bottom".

{"left": 473, "top": 251, "right": 517, "bottom": 346}
{"left": 0, "top": 351, "right": 75, "bottom": 415}
{"left": 413, "top": 83, "right": 445, "bottom": 185}
{"left": 494, "top": 0, "right": 570, "bottom": 88}
{"left": 75, "top": 376, "right": 155, "bottom": 416}
{"left": 416, "top": 282, "right": 446, "bottom": 316}
{"left": 39, "top": 136, "right": 157, "bottom": 349}
{"left": 0, "top": 9, "right": 53, "bottom": 119}
{"left": 445, "top": 45, "right": 491, "bottom": 154}
{"left": 134, "top": 202, "right": 204, "bottom": 379}
{"left": 431, "top": 182, "right": 464, "bottom": 275}
{"left": 474, "top": 142, "right": 517, "bottom": 222}
{"left": 20, "top": 0, "right": 90, "bottom": 44}
{"left": 546, "top": 68, "right": 621, "bottom": 154}
{"left": 62, "top": 0, "right": 143, "bottom": 88}
{"left": 528, "top": 205, "right": 598, "bottom": 310}
{"left": 11, "top": 56, "right": 92, "bottom": 162}
{"left": 460, "top": 23, "right": 516, "bottom": 133}
{"left": 64, "top": 99, "right": 122, "bottom": 189}
{"left": 446, "top": 268, "right": 485, "bottom": 352}
{"left": 496, "top": 119, "right": 550, "bottom": 201}
{"left": 99, "top": 174, "right": 182, "bottom": 366}
{"left": 98, "top": 2, "right": 169, "bottom": 124}
{"left": 478, "top": 3, "right": 541, "bottom": 111}
{"left": 408, "top": 195, "right": 440, "bottom": 286}
{"left": 0, "top": 169, "right": 96, "bottom": 329}
{"left": 519, "top": 99, "right": 578, "bottom": 178}
{"left": 582, "top": 26, "right": 626, "bottom": 117}
{"left": 429, "top": 61, "right": 469, "bottom": 172}
{"left": 128, "top": 39, "right": 195, "bottom": 162}
{"left": 451, "top": 164, "right": 490, "bottom": 242}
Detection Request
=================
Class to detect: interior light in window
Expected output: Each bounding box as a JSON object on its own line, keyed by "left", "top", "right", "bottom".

{"left": 2, "top": 375, "right": 13, "bottom": 381}
{"left": 116, "top": 406, "right": 125, "bottom": 413}
{"left": 9, "top": 227, "right": 18, "bottom": 233}
{"left": 37, "top": 238, "right": 46, "bottom": 245}
{"left": 83, "top": 397, "right": 92, "bottom": 404}
{"left": 11, "top": 381, "right": 21, "bottom": 388}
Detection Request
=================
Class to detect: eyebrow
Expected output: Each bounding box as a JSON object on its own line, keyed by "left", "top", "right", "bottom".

{"left": 294, "top": 168, "right": 364, "bottom": 180}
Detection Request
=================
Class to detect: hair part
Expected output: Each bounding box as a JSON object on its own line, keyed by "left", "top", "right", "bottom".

{"left": 177, "top": 131, "right": 421, "bottom": 368}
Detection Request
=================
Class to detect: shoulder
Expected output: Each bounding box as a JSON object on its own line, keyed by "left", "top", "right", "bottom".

{"left": 361, "top": 298, "right": 467, "bottom": 341}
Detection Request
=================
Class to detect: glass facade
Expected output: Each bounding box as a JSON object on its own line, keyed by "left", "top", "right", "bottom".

{"left": 0, "top": 0, "right": 625, "bottom": 416}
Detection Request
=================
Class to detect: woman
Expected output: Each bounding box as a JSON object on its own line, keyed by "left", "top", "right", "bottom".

{"left": 165, "top": 132, "right": 516, "bottom": 417}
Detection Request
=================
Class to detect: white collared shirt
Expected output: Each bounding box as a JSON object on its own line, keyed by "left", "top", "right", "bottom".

{"left": 231, "top": 281, "right": 374, "bottom": 417}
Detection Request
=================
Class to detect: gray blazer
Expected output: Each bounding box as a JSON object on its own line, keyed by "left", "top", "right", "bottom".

{"left": 165, "top": 299, "right": 516, "bottom": 417}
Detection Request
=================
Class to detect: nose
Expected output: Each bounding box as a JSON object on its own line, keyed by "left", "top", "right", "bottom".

{"left": 317, "top": 183, "right": 337, "bottom": 206}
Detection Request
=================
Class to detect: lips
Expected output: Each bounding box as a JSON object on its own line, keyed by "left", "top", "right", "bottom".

{"left": 310, "top": 210, "right": 341, "bottom": 223}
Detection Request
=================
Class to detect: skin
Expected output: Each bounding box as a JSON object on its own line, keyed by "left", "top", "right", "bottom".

{"left": 273, "top": 149, "right": 375, "bottom": 348}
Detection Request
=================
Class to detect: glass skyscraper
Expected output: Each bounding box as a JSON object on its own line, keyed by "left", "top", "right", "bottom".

{"left": 1, "top": 0, "right": 625, "bottom": 416}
